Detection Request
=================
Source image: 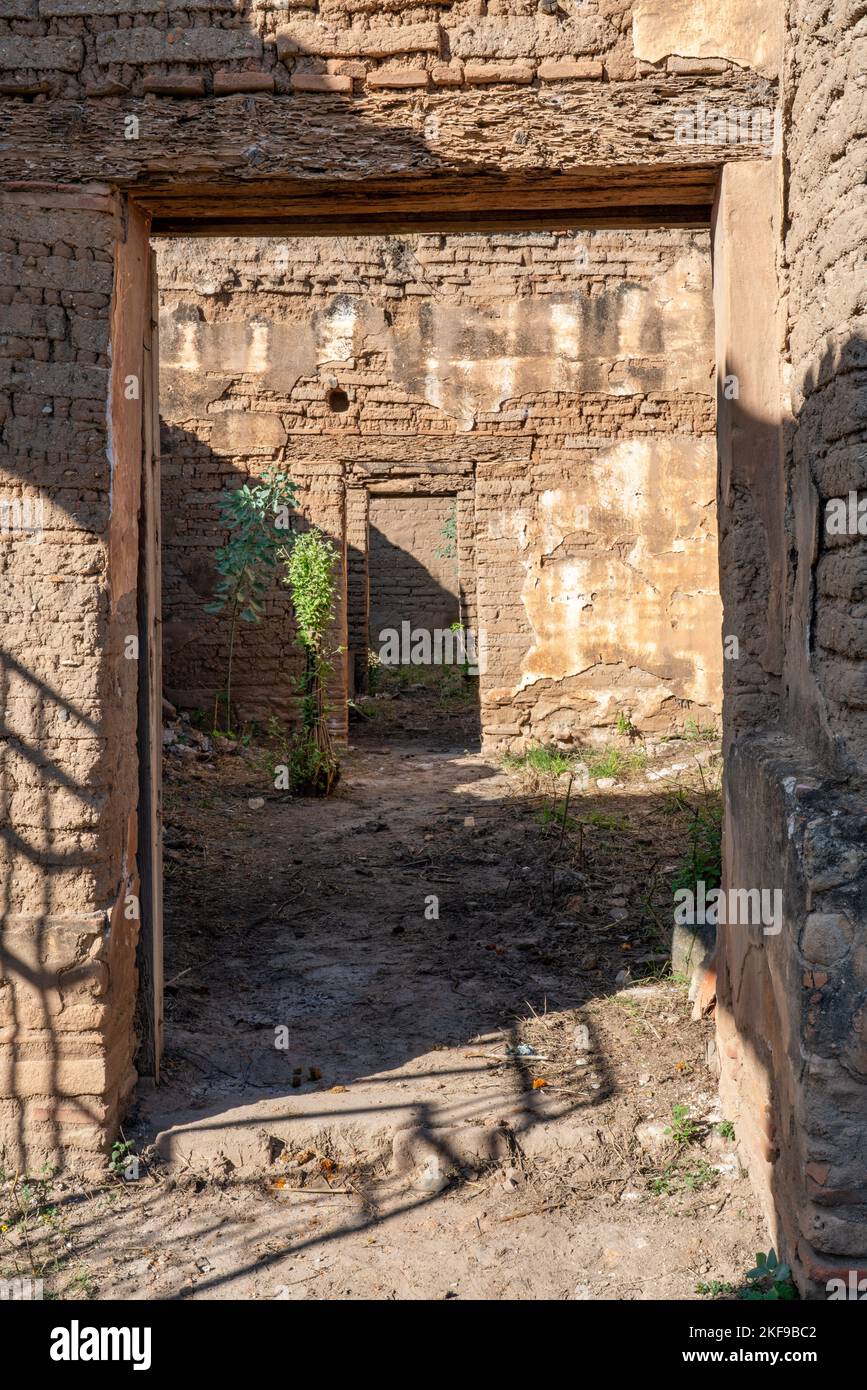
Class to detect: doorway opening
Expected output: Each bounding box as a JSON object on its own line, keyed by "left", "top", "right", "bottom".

{"left": 127, "top": 222, "right": 751, "bottom": 1299}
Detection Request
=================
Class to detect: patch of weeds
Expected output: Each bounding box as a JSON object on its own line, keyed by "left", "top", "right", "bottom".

{"left": 615, "top": 711, "right": 638, "bottom": 737}
{"left": 585, "top": 744, "right": 647, "bottom": 779}
{"left": 65, "top": 1269, "right": 98, "bottom": 1300}
{"left": 649, "top": 1158, "right": 718, "bottom": 1197}
{"left": 649, "top": 1167, "right": 678, "bottom": 1196}
{"left": 682, "top": 1159, "right": 718, "bottom": 1191}
{"left": 503, "top": 744, "right": 574, "bottom": 777}
{"left": 716, "top": 1119, "right": 736, "bottom": 1141}
{"left": 585, "top": 745, "right": 623, "bottom": 779}
{"left": 0, "top": 1167, "right": 63, "bottom": 1283}
{"left": 739, "top": 1250, "right": 797, "bottom": 1301}
{"left": 536, "top": 800, "right": 578, "bottom": 831}
{"left": 682, "top": 717, "right": 720, "bottom": 742}
{"left": 665, "top": 1104, "right": 701, "bottom": 1147}
{"left": 695, "top": 1279, "right": 735, "bottom": 1298}
{"left": 671, "top": 794, "right": 722, "bottom": 895}
{"left": 583, "top": 810, "right": 627, "bottom": 831}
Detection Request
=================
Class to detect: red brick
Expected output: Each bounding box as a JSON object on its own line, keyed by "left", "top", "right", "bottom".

{"left": 464, "top": 62, "right": 534, "bottom": 85}
{"left": 143, "top": 76, "right": 205, "bottom": 98}
{"left": 291, "top": 73, "right": 352, "bottom": 93}
{"left": 366, "top": 67, "right": 429, "bottom": 89}
{"left": 214, "top": 71, "right": 275, "bottom": 96}
{"left": 537, "top": 59, "right": 603, "bottom": 81}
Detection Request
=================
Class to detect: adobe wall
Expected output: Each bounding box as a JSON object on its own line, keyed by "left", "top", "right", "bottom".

{"left": 712, "top": 4, "right": 867, "bottom": 1297}
{"left": 0, "top": 191, "right": 145, "bottom": 1168}
{"left": 155, "top": 228, "right": 720, "bottom": 743}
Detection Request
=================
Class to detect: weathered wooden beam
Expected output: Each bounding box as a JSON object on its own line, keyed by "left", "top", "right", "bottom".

{"left": 0, "top": 77, "right": 776, "bottom": 194}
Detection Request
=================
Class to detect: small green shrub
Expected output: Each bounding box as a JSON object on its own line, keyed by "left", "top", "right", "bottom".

{"left": 206, "top": 468, "right": 298, "bottom": 733}
{"left": 740, "top": 1250, "right": 797, "bottom": 1301}
{"left": 280, "top": 528, "right": 341, "bottom": 796}
{"left": 665, "top": 1104, "right": 700, "bottom": 1147}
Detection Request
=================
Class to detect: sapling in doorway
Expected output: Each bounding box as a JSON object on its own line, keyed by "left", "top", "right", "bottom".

{"left": 206, "top": 469, "right": 298, "bottom": 734}
{"left": 279, "top": 527, "right": 341, "bottom": 795}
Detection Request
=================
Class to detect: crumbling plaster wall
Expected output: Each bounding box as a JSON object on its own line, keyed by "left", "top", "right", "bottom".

{"left": 156, "top": 229, "right": 720, "bottom": 743}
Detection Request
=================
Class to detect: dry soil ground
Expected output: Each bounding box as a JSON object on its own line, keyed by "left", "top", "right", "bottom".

{"left": 0, "top": 689, "right": 767, "bottom": 1300}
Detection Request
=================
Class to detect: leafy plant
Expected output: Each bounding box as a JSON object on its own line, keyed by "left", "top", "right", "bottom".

{"left": 665, "top": 1104, "right": 700, "bottom": 1147}
{"left": 206, "top": 469, "right": 298, "bottom": 733}
{"left": 695, "top": 1279, "right": 734, "bottom": 1298}
{"left": 109, "top": 1139, "right": 135, "bottom": 1178}
{"left": 671, "top": 796, "right": 723, "bottom": 895}
{"left": 716, "top": 1119, "right": 736, "bottom": 1141}
{"left": 740, "top": 1250, "right": 797, "bottom": 1301}
{"left": 280, "top": 528, "right": 341, "bottom": 796}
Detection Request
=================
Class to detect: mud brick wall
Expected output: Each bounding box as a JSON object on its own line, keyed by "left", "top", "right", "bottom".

{"left": 0, "top": 190, "right": 144, "bottom": 1170}
{"left": 367, "top": 495, "right": 460, "bottom": 647}
{"left": 0, "top": 0, "right": 775, "bottom": 103}
{"left": 156, "top": 227, "right": 720, "bottom": 742}
{"left": 712, "top": 6, "right": 867, "bottom": 1296}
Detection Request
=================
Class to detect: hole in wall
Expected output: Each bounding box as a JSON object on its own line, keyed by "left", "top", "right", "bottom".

{"left": 326, "top": 388, "right": 350, "bottom": 413}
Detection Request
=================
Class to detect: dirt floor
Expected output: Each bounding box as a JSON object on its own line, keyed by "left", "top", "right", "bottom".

{"left": 0, "top": 685, "right": 768, "bottom": 1300}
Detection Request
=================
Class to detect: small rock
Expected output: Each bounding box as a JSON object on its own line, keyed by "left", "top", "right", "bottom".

{"left": 635, "top": 1121, "right": 669, "bottom": 1154}
{"left": 248, "top": 797, "right": 265, "bottom": 810}
{"left": 596, "top": 777, "right": 616, "bottom": 791}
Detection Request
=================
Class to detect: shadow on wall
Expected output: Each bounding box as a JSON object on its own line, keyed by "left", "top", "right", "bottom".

{"left": 159, "top": 419, "right": 330, "bottom": 730}
{"left": 366, "top": 524, "right": 462, "bottom": 661}
{"left": 713, "top": 329, "right": 867, "bottom": 1293}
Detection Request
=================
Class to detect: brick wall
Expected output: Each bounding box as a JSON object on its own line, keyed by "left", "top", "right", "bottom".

{"left": 0, "top": 0, "right": 772, "bottom": 102}
{"left": 156, "top": 227, "right": 721, "bottom": 745}
{"left": 713, "top": 4, "right": 867, "bottom": 1296}
{"left": 367, "top": 495, "right": 461, "bottom": 648}
{"left": 0, "top": 190, "right": 144, "bottom": 1169}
